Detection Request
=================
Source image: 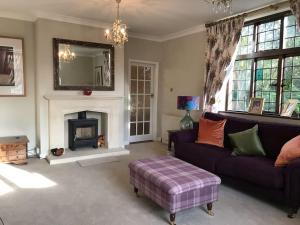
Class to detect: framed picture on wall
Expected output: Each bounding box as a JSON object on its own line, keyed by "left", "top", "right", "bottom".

{"left": 248, "top": 97, "right": 264, "bottom": 114}
{"left": 0, "top": 37, "right": 25, "bottom": 96}
{"left": 281, "top": 99, "right": 299, "bottom": 117}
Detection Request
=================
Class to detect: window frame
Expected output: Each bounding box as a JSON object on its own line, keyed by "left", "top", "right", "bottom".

{"left": 226, "top": 11, "right": 300, "bottom": 116}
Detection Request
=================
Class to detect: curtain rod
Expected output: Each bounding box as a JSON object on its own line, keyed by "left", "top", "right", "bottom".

{"left": 205, "top": 0, "right": 289, "bottom": 28}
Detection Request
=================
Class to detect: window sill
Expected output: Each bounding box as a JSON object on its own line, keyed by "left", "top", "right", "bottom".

{"left": 219, "top": 111, "right": 300, "bottom": 121}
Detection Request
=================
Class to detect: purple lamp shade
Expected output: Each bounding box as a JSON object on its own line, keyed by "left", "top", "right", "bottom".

{"left": 177, "top": 96, "right": 201, "bottom": 111}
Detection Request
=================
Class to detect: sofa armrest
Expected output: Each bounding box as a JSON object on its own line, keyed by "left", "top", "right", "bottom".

{"left": 173, "top": 129, "right": 198, "bottom": 144}
{"left": 285, "top": 158, "right": 300, "bottom": 210}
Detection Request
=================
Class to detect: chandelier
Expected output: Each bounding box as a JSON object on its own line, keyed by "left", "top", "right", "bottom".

{"left": 58, "top": 44, "right": 76, "bottom": 62}
{"left": 104, "top": 0, "right": 128, "bottom": 47}
{"left": 206, "top": 0, "right": 232, "bottom": 13}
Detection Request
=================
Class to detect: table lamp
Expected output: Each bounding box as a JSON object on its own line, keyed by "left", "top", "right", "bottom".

{"left": 177, "top": 96, "right": 200, "bottom": 130}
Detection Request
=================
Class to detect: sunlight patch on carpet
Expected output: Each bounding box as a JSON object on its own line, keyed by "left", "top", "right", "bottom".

{"left": 0, "top": 164, "right": 57, "bottom": 189}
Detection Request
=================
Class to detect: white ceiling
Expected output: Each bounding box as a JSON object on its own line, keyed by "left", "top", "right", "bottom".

{"left": 0, "top": 0, "right": 285, "bottom": 39}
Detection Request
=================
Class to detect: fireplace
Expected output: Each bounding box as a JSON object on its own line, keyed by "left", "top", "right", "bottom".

{"left": 68, "top": 111, "right": 98, "bottom": 150}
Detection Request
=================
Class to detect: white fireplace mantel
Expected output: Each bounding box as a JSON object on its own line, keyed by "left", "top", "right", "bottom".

{"left": 44, "top": 94, "right": 125, "bottom": 153}
{"left": 44, "top": 95, "right": 124, "bottom": 101}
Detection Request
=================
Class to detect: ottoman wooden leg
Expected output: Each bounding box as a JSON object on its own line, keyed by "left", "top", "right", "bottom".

{"left": 207, "top": 203, "right": 214, "bottom": 216}
{"left": 134, "top": 187, "right": 139, "bottom": 197}
{"left": 169, "top": 213, "right": 176, "bottom": 225}
{"left": 288, "top": 207, "right": 298, "bottom": 218}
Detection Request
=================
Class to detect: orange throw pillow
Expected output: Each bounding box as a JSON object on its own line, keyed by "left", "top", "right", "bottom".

{"left": 275, "top": 135, "right": 300, "bottom": 167}
{"left": 197, "top": 118, "right": 227, "bottom": 148}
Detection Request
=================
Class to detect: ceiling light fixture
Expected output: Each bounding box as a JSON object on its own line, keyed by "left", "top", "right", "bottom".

{"left": 58, "top": 44, "right": 76, "bottom": 62}
{"left": 205, "top": 0, "right": 232, "bottom": 13}
{"left": 104, "top": 0, "right": 128, "bottom": 47}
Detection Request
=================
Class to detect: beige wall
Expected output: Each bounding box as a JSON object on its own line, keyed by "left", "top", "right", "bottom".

{"left": 124, "top": 37, "right": 163, "bottom": 142}
{"left": 159, "top": 32, "right": 206, "bottom": 134}
{"left": 0, "top": 18, "right": 36, "bottom": 152}
{"left": 35, "top": 19, "right": 125, "bottom": 157}
{"left": 125, "top": 33, "right": 207, "bottom": 138}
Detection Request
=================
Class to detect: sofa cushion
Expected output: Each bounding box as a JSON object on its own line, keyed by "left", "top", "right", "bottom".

{"left": 216, "top": 156, "right": 285, "bottom": 189}
{"left": 275, "top": 135, "right": 300, "bottom": 167}
{"left": 228, "top": 125, "right": 266, "bottom": 156}
{"left": 197, "top": 117, "right": 227, "bottom": 147}
{"left": 204, "top": 113, "right": 257, "bottom": 149}
{"left": 174, "top": 142, "right": 232, "bottom": 173}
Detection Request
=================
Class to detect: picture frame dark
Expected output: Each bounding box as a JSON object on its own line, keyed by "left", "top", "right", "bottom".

{"left": 53, "top": 38, "right": 115, "bottom": 91}
{"left": 0, "top": 36, "right": 25, "bottom": 96}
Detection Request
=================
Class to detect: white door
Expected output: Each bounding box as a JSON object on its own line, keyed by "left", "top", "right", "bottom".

{"left": 129, "top": 62, "right": 156, "bottom": 143}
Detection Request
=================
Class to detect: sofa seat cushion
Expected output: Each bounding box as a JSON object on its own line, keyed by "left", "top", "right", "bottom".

{"left": 175, "top": 143, "right": 232, "bottom": 173}
{"left": 216, "top": 156, "right": 285, "bottom": 189}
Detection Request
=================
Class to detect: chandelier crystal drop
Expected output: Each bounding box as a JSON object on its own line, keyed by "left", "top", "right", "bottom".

{"left": 206, "top": 0, "right": 232, "bottom": 13}
{"left": 104, "top": 0, "right": 128, "bottom": 47}
{"left": 58, "top": 44, "right": 76, "bottom": 62}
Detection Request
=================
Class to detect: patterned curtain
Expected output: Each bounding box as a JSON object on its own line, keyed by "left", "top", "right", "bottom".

{"left": 290, "top": 0, "right": 300, "bottom": 30}
{"left": 204, "top": 15, "right": 245, "bottom": 112}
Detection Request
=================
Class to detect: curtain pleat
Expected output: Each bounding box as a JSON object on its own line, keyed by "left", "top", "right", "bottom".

{"left": 290, "top": 0, "right": 300, "bottom": 30}
{"left": 204, "top": 15, "right": 245, "bottom": 112}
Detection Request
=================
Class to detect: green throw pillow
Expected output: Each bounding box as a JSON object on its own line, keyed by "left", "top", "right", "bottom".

{"left": 228, "top": 125, "right": 266, "bottom": 156}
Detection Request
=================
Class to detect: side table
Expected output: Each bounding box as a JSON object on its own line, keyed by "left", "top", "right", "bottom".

{"left": 167, "top": 130, "right": 181, "bottom": 151}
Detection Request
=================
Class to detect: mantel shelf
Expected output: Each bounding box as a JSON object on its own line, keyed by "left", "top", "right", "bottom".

{"left": 44, "top": 95, "right": 124, "bottom": 101}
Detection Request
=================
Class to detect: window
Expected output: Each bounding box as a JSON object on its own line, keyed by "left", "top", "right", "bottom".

{"left": 228, "top": 60, "right": 252, "bottom": 111}
{"left": 238, "top": 25, "right": 254, "bottom": 55}
{"left": 257, "top": 20, "right": 281, "bottom": 51}
{"left": 282, "top": 56, "right": 300, "bottom": 104}
{"left": 284, "top": 16, "right": 300, "bottom": 48}
{"left": 227, "top": 11, "right": 300, "bottom": 117}
{"left": 255, "top": 58, "right": 278, "bottom": 112}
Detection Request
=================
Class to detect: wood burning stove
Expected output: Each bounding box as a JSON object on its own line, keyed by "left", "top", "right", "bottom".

{"left": 68, "top": 111, "right": 98, "bottom": 150}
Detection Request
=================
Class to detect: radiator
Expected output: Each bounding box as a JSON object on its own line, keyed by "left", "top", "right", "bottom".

{"left": 161, "top": 114, "right": 181, "bottom": 144}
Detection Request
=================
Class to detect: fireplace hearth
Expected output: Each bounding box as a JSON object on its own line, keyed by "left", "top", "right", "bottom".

{"left": 68, "top": 111, "right": 98, "bottom": 150}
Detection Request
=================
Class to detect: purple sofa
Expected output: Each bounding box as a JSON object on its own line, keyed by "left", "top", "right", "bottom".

{"left": 173, "top": 112, "right": 300, "bottom": 218}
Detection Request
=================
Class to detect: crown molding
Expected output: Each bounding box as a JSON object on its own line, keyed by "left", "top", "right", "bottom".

{"left": 0, "top": 11, "right": 206, "bottom": 42}
{"left": 0, "top": 11, "right": 36, "bottom": 22}
{"left": 129, "top": 24, "right": 206, "bottom": 42}
{"left": 35, "top": 12, "right": 111, "bottom": 29}
{"left": 160, "top": 24, "right": 206, "bottom": 42}
{"left": 128, "top": 32, "right": 163, "bottom": 42}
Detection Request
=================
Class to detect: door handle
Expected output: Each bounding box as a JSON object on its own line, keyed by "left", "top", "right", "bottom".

{"left": 150, "top": 93, "right": 154, "bottom": 98}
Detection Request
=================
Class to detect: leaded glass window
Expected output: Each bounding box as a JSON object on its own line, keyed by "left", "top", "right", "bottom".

{"left": 257, "top": 20, "right": 281, "bottom": 51}
{"left": 255, "top": 59, "right": 278, "bottom": 112}
{"left": 238, "top": 25, "right": 254, "bottom": 55}
{"left": 228, "top": 60, "right": 252, "bottom": 111}
{"left": 284, "top": 15, "right": 300, "bottom": 48}
{"left": 226, "top": 12, "right": 300, "bottom": 117}
{"left": 282, "top": 56, "right": 300, "bottom": 106}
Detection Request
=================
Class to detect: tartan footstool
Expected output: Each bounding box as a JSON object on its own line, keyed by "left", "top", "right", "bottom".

{"left": 128, "top": 156, "right": 221, "bottom": 225}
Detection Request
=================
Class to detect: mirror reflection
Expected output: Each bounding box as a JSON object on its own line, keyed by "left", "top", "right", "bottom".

{"left": 53, "top": 39, "right": 114, "bottom": 91}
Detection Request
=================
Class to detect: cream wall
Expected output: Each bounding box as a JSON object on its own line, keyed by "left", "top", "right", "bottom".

{"left": 124, "top": 37, "right": 163, "bottom": 142}
{"left": 0, "top": 18, "right": 36, "bottom": 152}
{"left": 124, "top": 33, "right": 207, "bottom": 138}
{"left": 35, "top": 19, "right": 124, "bottom": 157}
{"left": 159, "top": 32, "right": 206, "bottom": 134}
{"left": 0, "top": 17, "right": 206, "bottom": 153}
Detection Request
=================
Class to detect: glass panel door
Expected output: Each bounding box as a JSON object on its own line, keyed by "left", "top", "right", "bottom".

{"left": 129, "top": 62, "right": 154, "bottom": 142}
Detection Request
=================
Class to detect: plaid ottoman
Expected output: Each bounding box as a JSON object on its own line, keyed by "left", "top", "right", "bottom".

{"left": 129, "top": 156, "right": 221, "bottom": 225}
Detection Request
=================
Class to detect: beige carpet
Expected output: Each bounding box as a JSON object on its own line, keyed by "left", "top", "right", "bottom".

{"left": 77, "top": 157, "right": 120, "bottom": 167}
{"left": 0, "top": 142, "right": 299, "bottom": 225}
